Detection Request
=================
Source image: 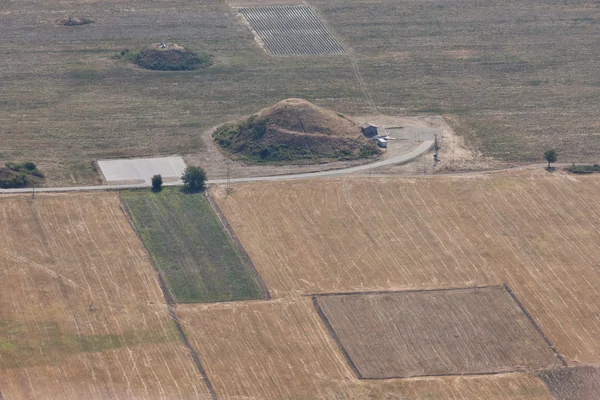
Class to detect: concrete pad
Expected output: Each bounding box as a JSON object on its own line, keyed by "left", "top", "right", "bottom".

{"left": 98, "top": 157, "right": 186, "bottom": 183}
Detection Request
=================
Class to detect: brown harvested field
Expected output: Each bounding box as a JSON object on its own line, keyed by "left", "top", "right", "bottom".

{"left": 316, "top": 287, "right": 562, "bottom": 378}
{"left": 538, "top": 367, "right": 600, "bottom": 400}
{"left": 177, "top": 298, "right": 554, "bottom": 399}
{"left": 0, "top": 193, "right": 210, "bottom": 399}
{"left": 213, "top": 171, "right": 600, "bottom": 365}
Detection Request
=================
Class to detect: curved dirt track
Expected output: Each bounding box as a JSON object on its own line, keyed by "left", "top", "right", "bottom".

{"left": 0, "top": 140, "right": 434, "bottom": 194}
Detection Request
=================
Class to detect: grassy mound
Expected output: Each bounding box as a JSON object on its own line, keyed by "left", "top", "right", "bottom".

{"left": 0, "top": 162, "right": 44, "bottom": 188}
{"left": 213, "top": 98, "right": 380, "bottom": 163}
{"left": 57, "top": 17, "right": 94, "bottom": 26}
{"left": 118, "top": 43, "right": 212, "bottom": 71}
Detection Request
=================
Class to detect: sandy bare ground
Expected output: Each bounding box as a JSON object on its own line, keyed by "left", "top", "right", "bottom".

{"left": 213, "top": 170, "right": 600, "bottom": 365}
{"left": 0, "top": 193, "right": 210, "bottom": 399}
{"left": 177, "top": 298, "right": 553, "bottom": 399}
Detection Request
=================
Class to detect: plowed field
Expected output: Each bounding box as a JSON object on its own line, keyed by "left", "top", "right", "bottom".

{"left": 0, "top": 193, "right": 210, "bottom": 399}
{"left": 213, "top": 171, "right": 600, "bottom": 365}
{"left": 316, "top": 287, "right": 562, "bottom": 378}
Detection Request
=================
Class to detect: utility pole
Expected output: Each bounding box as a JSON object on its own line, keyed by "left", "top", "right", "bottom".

{"left": 32, "top": 182, "right": 35, "bottom": 199}
{"left": 226, "top": 165, "right": 231, "bottom": 196}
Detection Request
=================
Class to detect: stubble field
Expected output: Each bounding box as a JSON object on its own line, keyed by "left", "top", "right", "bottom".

{"left": 213, "top": 171, "right": 600, "bottom": 366}
{"left": 0, "top": 193, "right": 210, "bottom": 399}
{"left": 1, "top": 0, "right": 599, "bottom": 185}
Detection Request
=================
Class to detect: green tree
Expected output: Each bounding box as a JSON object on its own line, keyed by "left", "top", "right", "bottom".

{"left": 151, "top": 174, "right": 163, "bottom": 192}
{"left": 544, "top": 149, "right": 558, "bottom": 169}
{"left": 181, "top": 166, "right": 206, "bottom": 192}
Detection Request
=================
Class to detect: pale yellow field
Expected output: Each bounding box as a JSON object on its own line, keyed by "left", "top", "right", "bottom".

{"left": 214, "top": 171, "right": 600, "bottom": 365}
{"left": 0, "top": 193, "right": 210, "bottom": 399}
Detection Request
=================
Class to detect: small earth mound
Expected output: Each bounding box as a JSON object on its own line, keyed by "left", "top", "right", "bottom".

{"left": 56, "top": 17, "right": 94, "bottom": 26}
{"left": 213, "top": 98, "right": 381, "bottom": 163}
{"left": 125, "top": 43, "right": 212, "bottom": 71}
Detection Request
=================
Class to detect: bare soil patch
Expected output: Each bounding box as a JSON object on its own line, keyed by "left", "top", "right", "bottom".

{"left": 316, "top": 287, "right": 562, "bottom": 378}
{"left": 538, "top": 367, "right": 600, "bottom": 400}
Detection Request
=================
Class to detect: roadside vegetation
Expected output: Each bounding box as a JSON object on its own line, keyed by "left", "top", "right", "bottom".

{"left": 121, "top": 188, "right": 262, "bottom": 303}
{"left": 566, "top": 164, "right": 600, "bottom": 174}
{"left": 0, "top": 162, "right": 44, "bottom": 188}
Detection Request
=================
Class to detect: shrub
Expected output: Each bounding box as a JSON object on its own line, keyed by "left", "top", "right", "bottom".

{"left": 359, "top": 143, "right": 380, "bottom": 158}
{"left": 151, "top": 174, "right": 163, "bottom": 191}
{"left": 566, "top": 164, "right": 600, "bottom": 174}
{"left": 0, "top": 171, "right": 29, "bottom": 188}
{"left": 181, "top": 166, "right": 206, "bottom": 192}
{"left": 21, "top": 161, "right": 37, "bottom": 171}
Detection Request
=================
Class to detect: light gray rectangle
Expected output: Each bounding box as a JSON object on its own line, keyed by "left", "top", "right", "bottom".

{"left": 98, "top": 157, "right": 186, "bottom": 183}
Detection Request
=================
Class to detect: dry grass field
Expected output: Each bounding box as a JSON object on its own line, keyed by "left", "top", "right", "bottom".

{"left": 316, "top": 287, "right": 562, "bottom": 378}
{"left": 0, "top": 193, "right": 210, "bottom": 399}
{"left": 213, "top": 171, "right": 600, "bottom": 366}
{"left": 177, "top": 298, "right": 554, "bottom": 399}
{"left": 1, "top": 0, "right": 599, "bottom": 185}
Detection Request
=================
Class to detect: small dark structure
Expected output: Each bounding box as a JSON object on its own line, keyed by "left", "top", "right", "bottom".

{"left": 360, "top": 123, "right": 378, "bottom": 138}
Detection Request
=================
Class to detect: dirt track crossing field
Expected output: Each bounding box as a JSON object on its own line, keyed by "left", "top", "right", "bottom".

{"left": 213, "top": 171, "right": 600, "bottom": 365}
{"left": 0, "top": 193, "right": 210, "bottom": 399}
{"left": 316, "top": 287, "right": 562, "bottom": 378}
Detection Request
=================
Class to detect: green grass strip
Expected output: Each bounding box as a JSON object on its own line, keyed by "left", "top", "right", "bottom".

{"left": 121, "top": 188, "right": 262, "bottom": 303}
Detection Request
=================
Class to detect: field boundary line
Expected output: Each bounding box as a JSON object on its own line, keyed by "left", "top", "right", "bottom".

{"left": 312, "top": 296, "right": 363, "bottom": 379}
{"left": 160, "top": 275, "right": 218, "bottom": 400}
{"left": 206, "top": 192, "right": 271, "bottom": 300}
{"left": 361, "top": 368, "right": 545, "bottom": 380}
{"left": 118, "top": 197, "right": 218, "bottom": 399}
{"left": 307, "top": 284, "right": 503, "bottom": 298}
{"left": 503, "top": 284, "right": 568, "bottom": 367}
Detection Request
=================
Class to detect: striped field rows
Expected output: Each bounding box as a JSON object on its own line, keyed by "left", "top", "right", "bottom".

{"left": 239, "top": 5, "right": 345, "bottom": 55}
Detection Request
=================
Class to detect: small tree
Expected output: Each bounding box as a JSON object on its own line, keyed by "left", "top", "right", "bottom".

{"left": 181, "top": 166, "right": 206, "bottom": 192}
{"left": 151, "top": 174, "right": 163, "bottom": 192}
{"left": 544, "top": 149, "right": 558, "bottom": 169}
